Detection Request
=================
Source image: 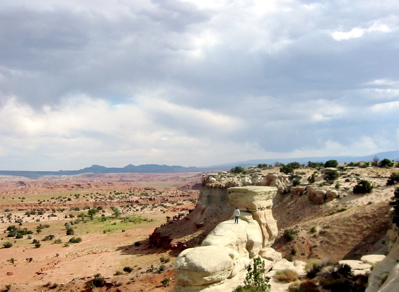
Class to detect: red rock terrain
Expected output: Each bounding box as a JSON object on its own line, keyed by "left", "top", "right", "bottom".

{"left": 0, "top": 173, "right": 201, "bottom": 292}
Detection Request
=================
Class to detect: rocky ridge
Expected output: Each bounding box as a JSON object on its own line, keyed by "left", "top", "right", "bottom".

{"left": 149, "top": 169, "right": 290, "bottom": 249}
{"left": 174, "top": 186, "right": 282, "bottom": 291}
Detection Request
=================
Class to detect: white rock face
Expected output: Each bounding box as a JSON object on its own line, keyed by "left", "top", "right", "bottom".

{"left": 361, "top": 254, "right": 385, "bottom": 265}
{"left": 175, "top": 246, "right": 234, "bottom": 286}
{"left": 366, "top": 224, "right": 399, "bottom": 292}
{"left": 379, "top": 263, "right": 399, "bottom": 292}
{"left": 174, "top": 185, "right": 281, "bottom": 291}
{"left": 202, "top": 219, "right": 249, "bottom": 256}
{"left": 228, "top": 186, "right": 279, "bottom": 247}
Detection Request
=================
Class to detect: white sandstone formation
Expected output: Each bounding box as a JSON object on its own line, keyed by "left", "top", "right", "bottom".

{"left": 202, "top": 171, "right": 289, "bottom": 195}
{"left": 174, "top": 186, "right": 281, "bottom": 292}
{"left": 366, "top": 224, "right": 399, "bottom": 292}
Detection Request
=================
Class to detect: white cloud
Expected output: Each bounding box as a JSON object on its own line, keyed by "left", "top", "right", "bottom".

{"left": 332, "top": 21, "right": 392, "bottom": 41}
{"left": 0, "top": 0, "right": 399, "bottom": 170}
{"left": 363, "top": 79, "right": 399, "bottom": 87}
{"left": 370, "top": 100, "right": 399, "bottom": 112}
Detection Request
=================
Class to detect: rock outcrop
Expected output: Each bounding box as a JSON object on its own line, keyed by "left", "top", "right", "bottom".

{"left": 149, "top": 187, "right": 235, "bottom": 249}
{"left": 149, "top": 171, "right": 289, "bottom": 249}
{"left": 366, "top": 224, "right": 399, "bottom": 292}
{"left": 174, "top": 186, "right": 281, "bottom": 291}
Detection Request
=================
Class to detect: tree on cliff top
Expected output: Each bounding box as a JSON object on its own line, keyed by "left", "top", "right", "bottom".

{"left": 380, "top": 158, "right": 393, "bottom": 168}
{"left": 230, "top": 166, "right": 247, "bottom": 174}
{"left": 324, "top": 160, "right": 338, "bottom": 168}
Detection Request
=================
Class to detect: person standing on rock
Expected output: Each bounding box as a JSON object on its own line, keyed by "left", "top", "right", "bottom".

{"left": 234, "top": 207, "right": 240, "bottom": 224}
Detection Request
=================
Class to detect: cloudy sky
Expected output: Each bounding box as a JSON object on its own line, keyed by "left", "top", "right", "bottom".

{"left": 0, "top": 0, "right": 398, "bottom": 170}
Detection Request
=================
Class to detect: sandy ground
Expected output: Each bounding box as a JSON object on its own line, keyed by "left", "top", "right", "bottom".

{"left": 0, "top": 173, "right": 200, "bottom": 292}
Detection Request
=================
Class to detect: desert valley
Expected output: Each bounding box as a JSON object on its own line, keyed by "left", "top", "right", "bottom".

{"left": 0, "top": 163, "right": 398, "bottom": 292}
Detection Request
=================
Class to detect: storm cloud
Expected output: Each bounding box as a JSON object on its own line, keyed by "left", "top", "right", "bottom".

{"left": 1, "top": 0, "right": 398, "bottom": 170}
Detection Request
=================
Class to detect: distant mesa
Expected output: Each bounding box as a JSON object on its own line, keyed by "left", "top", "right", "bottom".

{"left": 1, "top": 149, "right": 399, "bottom": 179}
{"left": 0, "top": 164, "right": 204, "bottom": 179}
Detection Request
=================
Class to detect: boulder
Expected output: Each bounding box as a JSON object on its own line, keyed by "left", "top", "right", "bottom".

{"left": 326, "top": 190, "right": 339, "bottom": 201}
{"left": 175, "top": 246, "right": 234, "bottom": 286}
{"left": 259, "top": 247, "right": 282, "bottom": 262}
{"left": 361, "top": 254, "right": 385, "bottom": 265}
{"left": 291, "top": 186, "right": 305, "bottom": 196}
{"left": 307, "top": 186, "right": 326, "bottom": 205}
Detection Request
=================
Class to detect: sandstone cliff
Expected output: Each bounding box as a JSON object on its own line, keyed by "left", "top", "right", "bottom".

{"left": 366, "top": 222, "right": 399, "bottom": 292}
{"left": 149, "top": 170, "right": 289, "bottom": 249}
{"left": 174, "top": 185, "right": 281, "bottom": 291}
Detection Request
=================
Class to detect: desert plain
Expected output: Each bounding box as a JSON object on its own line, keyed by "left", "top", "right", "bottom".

{"left": 0, "top": 165, "right": 397, "bottom": 291}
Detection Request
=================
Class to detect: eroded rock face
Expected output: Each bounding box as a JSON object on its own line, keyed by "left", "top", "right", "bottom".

{"left": 202, "top": 172, "right": 289, "bottom": 195}
{"left": 366, "top": 224, "right": 399, "bottom": 292}
{"left": 228, "top": 186, "right": 278, "bottom": 247}
{"left": 174, "top": 185, "right": 280, "bottom": 291}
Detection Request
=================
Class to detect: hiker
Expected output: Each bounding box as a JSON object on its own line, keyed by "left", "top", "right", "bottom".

{"left": 234, "top": 207, "right": 240, "bottom": 224}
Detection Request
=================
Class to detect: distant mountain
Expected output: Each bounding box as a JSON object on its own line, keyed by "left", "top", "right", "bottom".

{"left": 208, "top": 150, "right": 399, "bottom": 169}
{"left": 0, "top": 164, "right": 204, "bottom": 178}
{"left": 77, "top": 164, "right": 201, "bottom": 174}
{"left": 1, "top": 150, "right": 398, "bottom": 179}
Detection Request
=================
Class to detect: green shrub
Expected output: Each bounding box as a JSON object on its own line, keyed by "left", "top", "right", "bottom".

{"left": 380, "top": 158, "right": 393, "bottom": 168}
{"left": 123, "top": 266, "right": 133, "bottom": 273}
{"left": 235, "top": 257, "right": 270, "bottom": 292}
{"left": 324, "top": 160, "right": 338, "bottom": 168}
{"left": 387, "top": 173, "right": 399, "bottom": 185}
{"left": 292, "top": 179, "right": 300, "bottom": 186}
{"left": 324, "top": 169, "right": 339, "bottom": 181}
{"left": 3, "top": 242, "right": 13, "bottom": 248}
{"left": 66, "top": 228, "right": 74, "bottom": 235}
{"left": 161, "top": 278, "right": 171, "bottom": 287}
{"left": 306, "top": 258, "right": 331, "bottom": 279}
{"left": 283, "top": 229, "right": 296, "bottom": 241}
{"left": 353, "top": 180, "right": 373, "bottom": 194}
{"left": 158, "top": 264, "right": 166, "bottom": 273}
{"left": 68, "top": 237, "right": 82, "bottom": 243}
{"left": 308, "top": 161, "right": 324, "bottom": 169}
{"left": 160, "top": 256, "right": 170, "bottom": 263}
{"left": 91, "top": 274, "right": 105, "bottom": 287}
{"left": 336, "top": 263, "right": 353, "bottom": 278}
{"left": 49, "top": 283, "right": 58, "bottom": 289}
{"left": 280, "top": 164, "right": 294, "bottom": 175}
{"left": 230, "top": 166, "right": 247, "bottom": 174}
